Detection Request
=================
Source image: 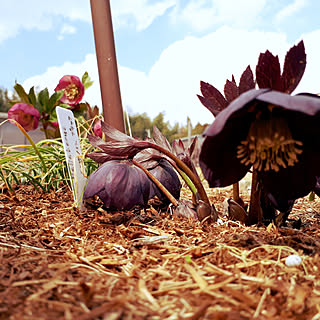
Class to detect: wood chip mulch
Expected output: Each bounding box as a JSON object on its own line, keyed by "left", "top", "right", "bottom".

{"left": 1, "top": 183, "right": 320, "bottom": 320}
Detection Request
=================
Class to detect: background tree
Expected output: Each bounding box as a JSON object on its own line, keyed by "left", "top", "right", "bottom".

{"left": 152, "top": 112, "right": 179, "bottom": 143}
{"left": 126, "top": 111, "right": 209, "bottom": 143}
{"left": 0, "top": 87, "right": 13, "bottom": 112}
{"left": 192, "top": 122, "right": 208, "bottom": 136}
{"left": 128, "top": 112, "right": 152, "bottom": 140}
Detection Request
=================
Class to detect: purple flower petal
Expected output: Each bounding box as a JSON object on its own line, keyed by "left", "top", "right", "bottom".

{"left": 83, "top": 160, "right": 151, "bottom": 210}
{"left": 149, "top": 159, "right": 181, "bottom": 202}
{"left": 200, "top": 88, "right": 320, "bottom": 203}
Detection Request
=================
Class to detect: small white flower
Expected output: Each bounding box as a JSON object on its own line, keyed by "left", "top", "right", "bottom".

{"left": 217, "top": 218, "right": 224, "bottom": 225}
{"left": 285, "top": 254, "right": 302, "bottom": 267}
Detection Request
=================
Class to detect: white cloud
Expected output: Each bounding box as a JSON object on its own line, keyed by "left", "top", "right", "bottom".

{"left": 0, "top": 0, "right": 177, "bottom": 44}
{"left": 0, "top": 0, "right": 91, "bottom": 44}
{"left": 172, "top": 0, "right": 267, "bottom": 31}
{"left": 143, "top": 27, "right": 290, "bottom": 124}
{"left": 111, "top": 0, "right": 177, "bottom": 31}
{"left": 294, "top": 29, "right": 320, "bottom": 94}
{"left": 22, "top": 27, "right": 320, "bottom": 126}
{"left": 275, "top": 0, "right": 308, "bottom": 24}
{"left": 57, "top": 24, "right": 77, "bottom": 41}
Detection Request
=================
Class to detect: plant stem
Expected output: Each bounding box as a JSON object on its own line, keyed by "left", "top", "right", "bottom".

{"left": 14, "top": 121, "right": 48, "bottom": 174}
{"left": 248, "top": 169, "right": 263, "bottom": 225}
{"left": 232, "top": 182, "right": 240, "bottom": 203}
{"left": 147, "top": 142, "right": 210, "bottom": 206}
{"left": 42, "top": 121, "right": 50, "bottom": 140}
{"left": 161, "top": 157, "right": 198, "bottom": 197}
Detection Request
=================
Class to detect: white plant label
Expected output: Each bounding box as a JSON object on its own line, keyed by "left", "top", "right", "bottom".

{"left": 56, "top": 106, "right": 87, "bottom": 207}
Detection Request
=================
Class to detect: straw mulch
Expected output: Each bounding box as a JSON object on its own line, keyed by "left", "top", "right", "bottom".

{"left": 1, "top": 181, "right": 320, "bottom": 320}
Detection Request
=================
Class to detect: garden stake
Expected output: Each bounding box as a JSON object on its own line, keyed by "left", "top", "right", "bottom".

{"left": 90, "top": 0, "right": 125, "bottom": 133}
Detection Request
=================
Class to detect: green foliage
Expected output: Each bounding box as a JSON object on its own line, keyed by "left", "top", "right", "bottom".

{"left": 28, "top": 87, "right": 37, "bottom": 107}
{"left": 38, "top": 88, "right": 49, "bottom": 109}
{"left": 82, "top": 72, "right": 94, "bottom": 90}
{"left": 0, "top": 136, "right": 98, "bottom": 193}
{"left": 47, "top": 90, "right": 64, "bottom": 113}
{"left": 0, "top": 72, "right": 98, "bottom": 193}
{"left": 12, "top": 83, "right": 30, "bottom": 104}
{"left": 7, "top": 72, "right": 92, "bottom": 139}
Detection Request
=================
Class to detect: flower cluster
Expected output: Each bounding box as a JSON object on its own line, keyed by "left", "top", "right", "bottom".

{"left": 7, "top": 72, "right": 93, "bottom": 138}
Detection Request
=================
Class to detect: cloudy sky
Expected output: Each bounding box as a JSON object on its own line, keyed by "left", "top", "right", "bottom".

{"left": 1, "top": 0, "right": 319, "bottom": 125}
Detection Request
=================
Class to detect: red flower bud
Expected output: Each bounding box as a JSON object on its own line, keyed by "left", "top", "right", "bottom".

{"left": 50, "top": 121, "right": 59, "bottom": 127}
{"left": 93, "top": 120, "right": 102, "bottom": 138}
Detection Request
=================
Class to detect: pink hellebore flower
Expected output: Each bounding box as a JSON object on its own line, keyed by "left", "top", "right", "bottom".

{"left": 93, "top": 120, "right": 102, "bottom": 138}
{"left": 55, "top": 75, "right": 84, "bottom": 105}
{"left": 8, "top": 103, "right": 40, "bottom": 132}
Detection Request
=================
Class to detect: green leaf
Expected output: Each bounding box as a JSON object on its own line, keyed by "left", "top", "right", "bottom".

{"left": 28, "top": 87, "right": 37, "bottom": 107}
{"left": 82, "top": 71, "right": 93, "bottom": 90}
{"left": 14, "top": 83, "right": 30, "bottom": 104}
{"left": 309, "top": 191, "right": 315, "bottom": 201}
{"left": 47, "top": 90, "right": 64, "bottom": 112}
{"left": 38, "top": 88, "right": 49, "bottom": 109}
{"left": 49, "top": 108, "right": 58, "bottom": 121}
{"left": 58, "top": 103, "right": 71, "bottom": 109}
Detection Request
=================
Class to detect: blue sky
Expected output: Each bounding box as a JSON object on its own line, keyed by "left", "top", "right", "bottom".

{"left": 1, "top": 0, "right": 320, "bottom": 125}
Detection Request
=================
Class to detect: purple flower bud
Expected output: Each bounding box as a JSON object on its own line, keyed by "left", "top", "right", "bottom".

{"left": 149, "top": 159, "right": 181, "bottom": 202}
{"left": 8, "top": 103, "right": 40, "bottom": 131}
{"left": 55, "top": 75, "right": 84, "bottom": 105}
{"left": 83, "top": 160, "right": 151, "bottom": 210}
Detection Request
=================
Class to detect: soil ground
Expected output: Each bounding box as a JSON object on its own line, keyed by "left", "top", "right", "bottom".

{"left": 1, "top": 177, "right": 320, "bottom": 320}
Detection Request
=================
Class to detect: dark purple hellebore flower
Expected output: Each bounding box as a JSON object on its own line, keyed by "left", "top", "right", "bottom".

{"left": 199, "top": 89, "right": 320, "bottom": 212}
{"left": 148, "top": 159, "right": 181, "bottom": 203}
{"left": 314, "top": 178, "right": 320, "bottom": 198}
{"left": 172, "top": 138, "right": 199, "bottom": 177}
{"left": 85, "top": 122, "right": 182, "bottom": 209}
{"left": 55, "top": 75, "right": 84, "bottom": 105}
{"left": 197, "top": 65, "right": 255, "bottom": 116}
{"left": 256, "top": 40, "right": 306, "bottom": 94}
{"left": 83, "top": 160, "right": 151, "bottom": 210}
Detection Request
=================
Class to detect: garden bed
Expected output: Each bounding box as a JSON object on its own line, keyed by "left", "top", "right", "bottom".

{"left": 1, "top": 181, "right": 320, "bottom": 320}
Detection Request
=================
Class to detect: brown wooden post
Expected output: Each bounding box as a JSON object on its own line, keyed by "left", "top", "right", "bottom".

{"left": 90, "top": 0, "right": 125, "bottom": 132}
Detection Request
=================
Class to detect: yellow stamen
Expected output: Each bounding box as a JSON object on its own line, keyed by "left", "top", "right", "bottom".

{"left": 236, "top": 116, "right": 303, "bottom": 172}
{"left": 65, "top": 83, "right": 80, "bottom": 100}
